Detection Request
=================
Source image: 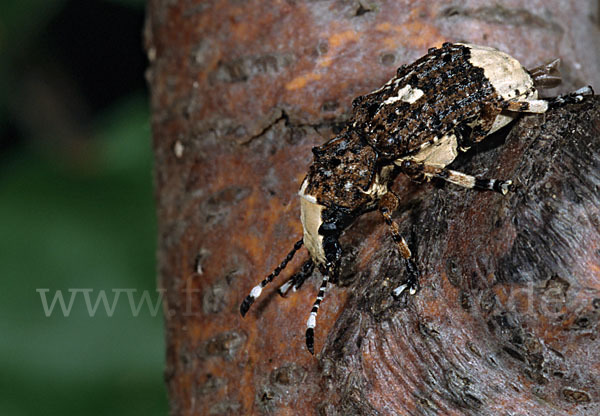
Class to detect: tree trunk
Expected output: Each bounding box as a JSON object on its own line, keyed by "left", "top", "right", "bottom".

{"left": 145, "top": 1, "right": 600, "bottom": 414}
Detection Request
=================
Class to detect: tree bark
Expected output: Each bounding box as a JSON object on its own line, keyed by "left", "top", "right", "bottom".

{"left": 145, "top": 1, "right": 600, "bottom": 414}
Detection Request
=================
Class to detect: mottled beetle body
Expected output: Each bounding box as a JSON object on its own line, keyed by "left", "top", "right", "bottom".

{"left": 240, "top": 42, "right": 593, "bottom": 354}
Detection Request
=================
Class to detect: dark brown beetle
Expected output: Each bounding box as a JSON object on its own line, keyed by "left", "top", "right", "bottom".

{"left": 240, "top": 42, "right": 592, "bottom": 354}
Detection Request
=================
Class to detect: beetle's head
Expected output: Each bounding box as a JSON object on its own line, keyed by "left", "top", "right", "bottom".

{"left": 298, "top": 178, "right": 355, "bottom": 266}
{"left": 298, "top": 130, "right": 389, "bottom": 266}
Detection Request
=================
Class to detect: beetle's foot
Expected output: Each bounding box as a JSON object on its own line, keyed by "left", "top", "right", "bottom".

{"left": 475, "top": 178, "right": 513, "bottom": 194}
{"left": 392, "top": 278, "right": 420, "bottom": 297}
{"left": 278, "top": 259, "right": 315, "bottom": 297}
{"left": 393, "top": 259, "right": 420, "bottom": 297}
{"left": 548, "top": 86, "right": 594, "bottom": 109}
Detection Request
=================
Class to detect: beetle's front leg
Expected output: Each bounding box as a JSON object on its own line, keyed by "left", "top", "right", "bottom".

{"left": 378, "top": 192, "right": 420, "bottom": 297}
{"left": 278, "top": 259, "right": 315, "bottom": 296}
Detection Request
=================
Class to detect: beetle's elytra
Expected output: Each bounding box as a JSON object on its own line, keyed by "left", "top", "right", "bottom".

{"left": 240, "top": 42, "right": 593, "bottom": 354}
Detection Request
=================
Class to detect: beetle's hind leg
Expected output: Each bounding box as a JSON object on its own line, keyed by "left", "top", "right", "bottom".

{"left": 503, "top": 85, "right": 594, "bottom": 114}
{"left": 240, "top": 239, "right": 303, "bottom": 316}
{"left": 378, "top": 192, "right": 420, "bottom": 297}
{"left": 503, "top": 98, "right": 549, "bottom": 114}
{"left": 278, "top": 259, "right": 315, "bottom": 296}
{"left": 431, "top": 167, "right": 513, "bottom": 194}
{"left": 401, "top": 160, "right": 513, "bottom": 195}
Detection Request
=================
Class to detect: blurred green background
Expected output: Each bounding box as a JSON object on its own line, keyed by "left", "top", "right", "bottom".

{"left": 1, "top": 0, "right": 167, "bottom": 414}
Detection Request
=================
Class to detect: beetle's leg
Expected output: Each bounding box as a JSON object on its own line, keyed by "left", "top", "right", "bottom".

{"left": 378, "top": 192, "right": 420, "bottom": 297}
{"left": 278, "top": 259, "right": 315, "bottom": 297}
{"left": 240, "top": 239, "right": 303, "bottom": 316}
{"left": 547, "top": 86, "right": 594, "bottom": 109}
{"left": 305, "top": 264, "right": 335, "bottom": 354}
{"left": 503, "top": 99, "right": 549, "bottom": 113}
{"left": 401, "top": 160, "right": 513, "bottom": 194}
{"left": 430, "top": 167, "right": 513, "bottom": 194}
{"left": 503, "top": 86, "right": 593, "bottom": 114}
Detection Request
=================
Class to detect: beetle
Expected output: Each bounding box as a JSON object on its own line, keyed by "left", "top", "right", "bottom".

{"left": 239, "top": 42, "right": 593, "bottom": 354}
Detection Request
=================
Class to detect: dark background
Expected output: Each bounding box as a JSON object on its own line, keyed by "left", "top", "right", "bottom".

{"left": 1, "top": 0, "right": 166, "bottom": 414}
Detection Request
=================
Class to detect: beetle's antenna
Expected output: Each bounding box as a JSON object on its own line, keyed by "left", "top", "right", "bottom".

{"left": 305, "top": 265, "right": 333, "bottom": 354}
{"left": 240, "top": 239, "right": 303, "bottom": 316}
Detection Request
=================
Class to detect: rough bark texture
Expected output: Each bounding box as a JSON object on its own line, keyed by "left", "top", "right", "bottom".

{"left": 145, "top": 1, "right": 600, "bottom": 414}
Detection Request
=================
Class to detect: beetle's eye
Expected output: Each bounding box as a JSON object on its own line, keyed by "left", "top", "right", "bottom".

{"left": 367, "top": 103, "right": 379, "bottom": 118}
{"left": 312, "top": 146, "right": 325, "bottom": 158}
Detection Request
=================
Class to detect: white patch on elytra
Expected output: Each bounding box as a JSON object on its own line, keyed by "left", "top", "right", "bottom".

{"left": 383, "top": 84, "right": 425, "bottom": 105}
{"left": 461, "top": 43, "right": 536, "bottom": 103}
{"left": 459, "top": 43, "right": 547, "bottom": 135}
